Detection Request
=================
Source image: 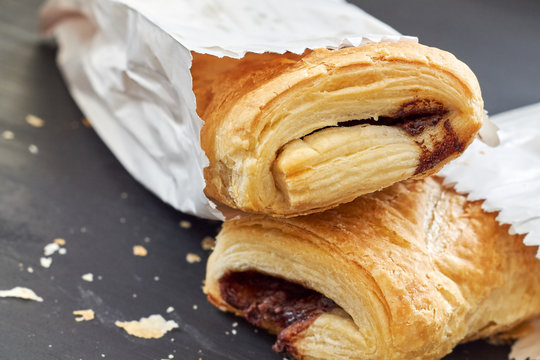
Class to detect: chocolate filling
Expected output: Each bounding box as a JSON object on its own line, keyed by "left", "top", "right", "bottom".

{"left": 219, "top": 271, "right": 337, "bottom": 356}
{"left": 301, "top": 99, "right": 447, "bottom": 139}
{"left": 414, "top": 119, "right": 464, "bottom": 174}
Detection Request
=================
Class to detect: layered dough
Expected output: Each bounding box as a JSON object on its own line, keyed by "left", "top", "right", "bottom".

{"left": 204, "top": 177, "right": 540, "bottom": 360}
{"left": 192, "top": 42, "right": 484, "bottom": 216}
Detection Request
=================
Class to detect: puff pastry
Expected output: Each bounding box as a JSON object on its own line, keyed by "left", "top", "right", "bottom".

{"left": 192, "top": 42, "right": 484, "bottom": 216}
{"left": 204, "top": 177, "right": 540, "bottom": 360}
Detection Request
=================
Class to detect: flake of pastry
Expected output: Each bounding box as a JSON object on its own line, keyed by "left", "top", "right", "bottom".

{"left": 144, "top": 236, "right": 151, "bottom": 243}
{"left": 179, "top": 220, "right": 192, "bottom": 229}
{"left": 53, "top": 238, "right": 66, "bottom": 246}
{"left": 201, "top": 236, "right": 215, "bottom": 251}
{"left": 81, "top": 273, "right": 94, "bottom": 282}
{"left": 120, "top": 192, "right": 128, "bottom": 199}
{"left": 43, "top": 242, "right": 60, "bottom": 256}
{"left": 81, "top": 118, "right": 92, "bottom": 128}
{"left": 132, "top": 245, "right": 147, "bottom": 257}
{"left": 28, "top": 144, "right": 39, "bottom": 154}
{"left": 27, "top": 267, "right": 34, "bottom": 273}
{"left": 0, "top": 287, "right": 43, "bottom": 302}
{"left": 2, "top": 130, "right": 14, "bottom": 140}
{"left": 25, "top": 114, "right": 45, "bottom": 128}
{"left": 40, "top": 257, "right": 52, "bottom": 268}
{"left": 115, "top": 314, "right": 178, "bottom": 339}
{"left": 166, "top": 306, "right": 174, "bottom": 313}
{"left": 186, "top": 253, "right": 201, "bottom": 263}
{"left": 73, "top": 309, "right": 95, "bottom": 322}
{"left": 58, "top": 248, "right": 66, "bottom": 255}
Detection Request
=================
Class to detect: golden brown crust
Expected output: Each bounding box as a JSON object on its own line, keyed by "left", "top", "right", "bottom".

{"left": 192, "top": 42, "right": 484, "bottom": 216}
{"left": 204, "top": 177, "right": 540, "bottom": 359}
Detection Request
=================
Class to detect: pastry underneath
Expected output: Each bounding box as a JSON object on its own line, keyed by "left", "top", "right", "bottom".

{"left": 204, "top": 177, "right": 540, "bottom": 360}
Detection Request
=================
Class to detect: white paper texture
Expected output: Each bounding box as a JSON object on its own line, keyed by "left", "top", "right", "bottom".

{"left": 40, "top": 0, "right": 412, "bottom": 220}
{"left": 440, "top": 102, "right": 540, "bottom": 257}
{"left": 510, "top": 317, "right": 540, "bottom": 360}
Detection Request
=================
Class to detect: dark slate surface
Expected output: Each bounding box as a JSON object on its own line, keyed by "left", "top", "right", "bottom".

{"left": 1, "top": 0, "right": 538, "bottom": 359}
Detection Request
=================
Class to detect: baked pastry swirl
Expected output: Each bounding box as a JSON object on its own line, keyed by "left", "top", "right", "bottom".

{"left": 204, "top": 177, "right": 540, "bottom": 359}
{"left": 192, "top": 42, "right": 484, "bottom": 216}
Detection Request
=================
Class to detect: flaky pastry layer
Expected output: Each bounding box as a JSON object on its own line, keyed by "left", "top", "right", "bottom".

{"left": 204, "top": 177, "right": 540, "bottom": 360}
{"left": 192, "top": 42, "right": 484, "bottom": 216}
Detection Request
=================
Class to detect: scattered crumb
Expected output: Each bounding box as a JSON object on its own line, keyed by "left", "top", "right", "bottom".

{"left": 101, "top": 354, "right": 105, "bottom": 358}
{"left": 225, "top": 331, "right": 230, "bottom": 335}
{"left": 186, "top": 253, "right": 201, "bottom": 264}
{"left": 170, "top": 338, "right": 175, "bottom": 342}
{"left": 81, "top": 273, "right": 94, "bottom": 282}
{"left": 2, "top": 130, "right": 14, "bottom": 140}
{"left": 82, "top": 118, "right": 92, "bottom": 128}
{"left": 232, "top": 322, "right": 238, "bottom": 327}
{"left": 40, "top": 257, "right": 52, "bottom": 269}
{"left": 179, "top": 220, "right": 191, "bottom": 229}
{"left": 73, "top": 309, "right": 95, "bottom": 322}
{"left": 58, "top": 248, "right": 67, "bottom": 255}
{"left": 80, "top": 227, "right": 87, "bottom": 233}
{"left": 143, "top": 237, "right": 151, "bottom": 243}
{"left": 153, "top": 276, "right": 160, "bottom": 282}
{"left": 132, "top": 293, "right": 137, "bottom": 298}
{"left": 192, "top": 305, "right": 198, "bottom": 310}
{"left": 115, "top": 314, "right": 178, "bottom": 339}
{"left": 132, "top": 245, "right": 147, "bottom": 257}
{"left": 166, "top": 306, "right": 174, "bottom": 313}
{"left": 120, "top": 192, "right": 128, "bottom": 199}
{"left": 120, "top": 217, "right": 126, "bottom": 224}
{"left": 53, "top": 238, "right": 66, "bottom": 246}
{"left": 26, "top": 114, "right": 45, "bottom": 128}
{"left": 231, "top": 329, "right": 237, "bottom": 335}
{"left": 18, "top": 263, "right": 23, "bottom": 270}
{"left": 28, "top": 144, "right": 39, "bottom": 154}
{"left": 27, "top": 267, "right": 34, "bottom": 273}
{"left": 44, "top": 242, "right": 60, "bottom": 256}
{"left": 48, "top": 344, "right": 52, "bottom": 348}
{"left": 168, "top": 355, "right": 174, "bottom": 359}
{"left": 201, "top": 236, "right": 215, "bottom": 251}
{"left": 0, "top": 287, "right": 43, "bottom": 302}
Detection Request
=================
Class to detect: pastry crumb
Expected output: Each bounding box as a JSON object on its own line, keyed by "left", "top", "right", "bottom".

{"left": 26, "top": 114, "right": 45, "bottom": 128}
{"left": 168, "top": 355, "right": 174, "bottom": 359}
{"left": 153, "top": 276, "right": 160, "bottom": 282}
{"left": 192, "top": 304, "right": 198, "bottom": 310}
{"left": 132, "top": 245, "right": 147, "bottom": 257}
{"left": 28, "top": 144, "right": 39, "bottom": 154}
{"left": 120, "top": 192, "right": 128, "bottom": 199}
{"left": 2, "top": 130, "right": 14, "bottom": 140}
{"left": 58, "top": 248, "right": 67, "bottom": 255}
{"left": 44, "top": 242, "right": 60, "bottom": 256}
{"left": 81, "top": 273, "right": 94, "bottom": 282}
{"left": 201, "top": 236, "right": 215, "bottom": 251}
{"left": 0, "top": 287, "right": 43, "bottom": 302}
{"left": 40, "top": 257, "right": 52, "bottom": 269}
{"left": 73, "top": 309, "right": 95, "bottom": 322}
{"left": 53, "top": 238, "right": 66, "bottom": 246}
{"left": 82, "top": 118, "right": 92, "bottom": 128}
{"left": 166, "top": 306, "right": 174, "bottom": 313}
{"left": 179, "top": 220, "right": 191, "bottom": 229}
{"left": 115, "top": 314, "right": 178, "bottom": 339}
{"left": 27, "top": 267, "right": 34, "bottom": 273}
{"left": 231, "top": 329, "right": 237, "bottom": 335}
{"left": 143, "top": 237, "right": 151, "bottom": 243}
{"left": 232, "top": 322, "right": 238, "bottom": 327}
{"left": 186, "top": 253, "right": 201, "bottom": 264}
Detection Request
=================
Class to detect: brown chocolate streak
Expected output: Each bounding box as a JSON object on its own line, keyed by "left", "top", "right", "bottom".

{"left": 219, "top": 271, "right": 337, "bottom": 356}
{"left": 415, "top": 120, "right": 464, "bottom": 174}
{"left": 302, "top": 99, "right": 447, "bottom": 139}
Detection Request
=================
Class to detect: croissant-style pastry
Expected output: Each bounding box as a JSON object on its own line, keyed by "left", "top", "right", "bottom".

{"left": 204, "top": 177, "right": 540, "bottom": 359}
{"left": 192, "top": 42, "right": 484, "bottom": 217}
